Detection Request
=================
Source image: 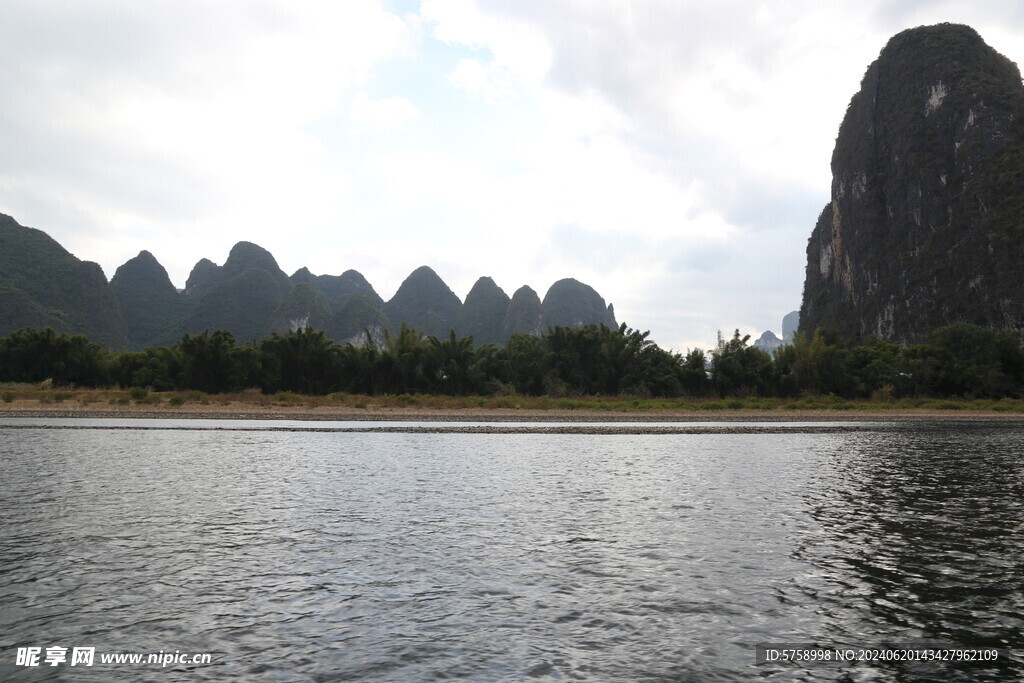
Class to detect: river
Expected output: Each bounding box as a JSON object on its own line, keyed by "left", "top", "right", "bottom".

{"left": 1, "top": 418, "right": 1021, "bottom": 680}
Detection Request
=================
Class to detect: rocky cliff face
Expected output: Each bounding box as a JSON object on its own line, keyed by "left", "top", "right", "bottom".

{"left": 800, "top": 24, "right": 1024, "bottom": 343}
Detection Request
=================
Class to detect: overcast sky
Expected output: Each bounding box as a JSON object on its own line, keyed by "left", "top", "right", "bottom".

{"left": 2, "top": 1, "right": 1023, "bottom": 351}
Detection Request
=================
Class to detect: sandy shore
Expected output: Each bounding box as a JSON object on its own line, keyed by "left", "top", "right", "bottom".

{"left": 2, "top": 401, "right": 1022, "bottom": 423}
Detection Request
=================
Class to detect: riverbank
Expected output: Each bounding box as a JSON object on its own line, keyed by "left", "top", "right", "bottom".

{"left": 3, "top": 386, "right": 1024, "bottom": 421}
{"left": 3, "top": 400, "right": 1024, "bottom": 423}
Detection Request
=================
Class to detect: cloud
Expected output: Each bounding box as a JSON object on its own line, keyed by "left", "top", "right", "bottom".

{"left": 0, "top": 0, "right": 414, "bottom": 279}
{"left": 350, "top": 92, "right": 420, "bottom": 132}
{"left": 448, "top": 59, "right": 515, "bottom": 104}
{"left": 1, "top": 0, "right": 1023, "bottom": 354}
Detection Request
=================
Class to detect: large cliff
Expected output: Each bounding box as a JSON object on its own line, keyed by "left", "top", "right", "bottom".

{"left": 800, "top": 24, "right": 1024, "bottom": 343}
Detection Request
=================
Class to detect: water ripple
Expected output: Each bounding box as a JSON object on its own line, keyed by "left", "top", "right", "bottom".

{"left": 1, "top": 424, "right": 1022, "bottom": 680}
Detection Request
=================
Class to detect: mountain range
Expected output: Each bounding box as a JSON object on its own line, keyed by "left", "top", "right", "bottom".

{"left": 0, "top": 214, "right": 616, "bottom": 349}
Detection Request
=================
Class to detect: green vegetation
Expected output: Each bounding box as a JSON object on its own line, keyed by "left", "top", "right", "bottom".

{"left": 1, "top": 322, "right": 1022, "bottom": 404}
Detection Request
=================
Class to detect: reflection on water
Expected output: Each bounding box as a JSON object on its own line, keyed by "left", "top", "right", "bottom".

{"left": 0, "top": 422, "right": 1021, "bottom": 680}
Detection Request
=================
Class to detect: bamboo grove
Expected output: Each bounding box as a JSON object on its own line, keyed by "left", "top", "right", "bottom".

{"left": 1, "top": 322, "right": 1022, "bottom": 399}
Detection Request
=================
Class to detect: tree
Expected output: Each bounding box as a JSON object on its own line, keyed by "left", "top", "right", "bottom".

{"left": 176, "top": 330, "right": 238, "bottom": 394}
{"left": 259, "top": 327, "right": 340, "bottom": 394}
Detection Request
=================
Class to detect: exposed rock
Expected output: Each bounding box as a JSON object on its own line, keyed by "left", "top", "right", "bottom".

{"left": 800, "top": 24, "right": 1024, "bottom": 342}
{"left": 270, "top": 283, "right": 332, "bottom": 335}
{"left": 331, "top": 293, "right": 390, "bottom": 346}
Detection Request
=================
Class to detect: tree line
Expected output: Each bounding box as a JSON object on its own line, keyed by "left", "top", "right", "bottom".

{"left": 1, "top": 322, "right": 1022, "bottom": 399}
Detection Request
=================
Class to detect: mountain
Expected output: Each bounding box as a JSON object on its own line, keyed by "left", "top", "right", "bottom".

{"left": 502, "top": 285, "right": 544, "bottom": 339}
{"left": 753, "top": 330, "right": 783, "bottom": 352}
{"left": 270, "top": 283, "right": 332, "bottom": 334}
{"left": 183, "top": 258, "right": 223, "bottom": 298}
{"left": 541, "top": 278, "right": 617, "bottom": 330}
{"left": 799, "top": 24, "right": 1024, "bottom": 342}
{"left": 781, "top": 311, "right": 799, "bottom": 343}
{"left": 0, "top": 215, "right": 622, "bottom": 349}
{"left": 457, "top": 277, "right": 511, "bottom": 347}
{"left": 753, "top": 310, "right": 800, "bottom": 351}
{"left": 330, "top": 293, "right": 390, "bottom": 346}
{"left": 291, "top": 268, "right": 383, "bottom": 307}
{"left": 183, "top": 266, "right": 286, "bottom": 342}
{"left": 221, "top": 241, "right": 292, "bottom": 292}
{"left": 383, "top": 266, "right": 463, "bottom": 339}
{"left": 111, "top": 250, "right": 184, "bottom": 348}
{"left": 0, "top": 213, "right": 128, "bottom": 347}
{"left": 288, "top": 267, "right": 388, "bottom": 342}
{"left": 180, "top": 242, "right": 293, "bottom": 341}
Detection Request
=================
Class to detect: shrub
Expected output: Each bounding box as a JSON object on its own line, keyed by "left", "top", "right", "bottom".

{"left": 129, "top": 386, "right": 149, "bottom": 402}
{"left": 168, "top": 396, "right": 187, "bottom": 406}
{"left": 1, "top": 392, "right": 13, "bottom": 403}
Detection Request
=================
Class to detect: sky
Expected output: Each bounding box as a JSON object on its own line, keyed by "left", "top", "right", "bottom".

{"left": 2, "top": 1, "right": 1023, "bottom": 352}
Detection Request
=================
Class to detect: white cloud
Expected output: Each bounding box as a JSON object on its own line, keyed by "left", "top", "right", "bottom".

{"left": 448, "top": 58, "right": 515, "bottom": 104}
{"left": 350, "top": 92, "right": 420, "bottom": 133}
{"left": 0, "top": 0, "right": 414, "bottom": 281}
{"left": 2, "top": 0, "right": 1023, "bottom": 352}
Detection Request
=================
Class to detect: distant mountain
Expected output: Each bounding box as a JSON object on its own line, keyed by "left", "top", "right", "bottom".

{"left": 221, "top": 241, "right": 292, "bottom": 292}
{"left": 291, "top": 267, "right": 382, "bottom": 307}
{"left": 183, "top": 266, "right": 286, "bottom": 342}
{"left": 270, "top": 283, "right": 332, "bottom": 334}
{"left": 183, "top": 258, "right": 223, "bottom": 298}
{"left": 800, "top": 24, "right": 1024, "bottom": 342}
{"left": 753, "top": 310, "right": 800, "bottom": 351}
{"left": 752, "top": 330, "right": 783, "bottom": 352}
{"left": 0, "top": 215, "right": 622, "bottom": 349}
{"left": 383, "top": 266, "right": 462, "bottom": 339}
{"left": 502, "top": 286, "right": 544, "bottom": 339}
{"left": 541, "top": 279, "right": 617, "bottom": 330}
{"left": 111, "top": 250, "right": 184, "bottom": 348}
{"left": 458, "top": 277, "right": 511, "bottom": 347}
{"left": 781, "top": 311, "right": 799, "bottom": 343}
{"left": 330, "top": 293, "right": 390, "bottom": 346}
{"left": 0, "top": 213, "right": 128, "bottom": 347}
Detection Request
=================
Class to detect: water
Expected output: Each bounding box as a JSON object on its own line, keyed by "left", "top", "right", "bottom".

{"left": 1, "top": 419, "right": 1022, "bottom": 680}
